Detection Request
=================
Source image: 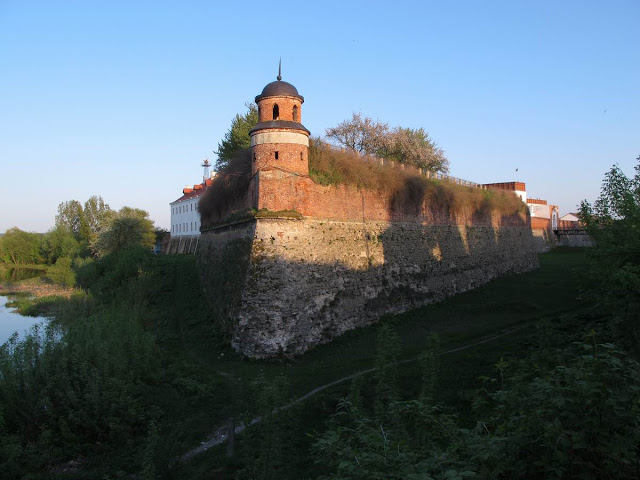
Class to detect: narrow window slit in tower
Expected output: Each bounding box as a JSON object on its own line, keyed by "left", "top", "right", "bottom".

{"left": 275, "top": 151, "right": 279, "bottom": 160}
{"left": 272, "top": 104, "right": 279, "bottom": 120}
{"left": 293, "top": 105, "right": 298, "bottom": 122}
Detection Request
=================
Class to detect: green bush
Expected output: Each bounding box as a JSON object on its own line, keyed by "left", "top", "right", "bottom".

{"left": 0, "top": 308, "right": 160, "bottom": 474}
{"left": 88, "top": 246, "right": 151, "bottom": 298}
{"left": 313, "top": 324, "right": 640, "bottom": 480}
{"left": 45, "top": 256, "right": 75, "bottom": 287}
{"left": 73, "top": 256, "right": 100, "bottom": 290}
{"left": 580, "top": 156, "right": 640, "bottom": 352}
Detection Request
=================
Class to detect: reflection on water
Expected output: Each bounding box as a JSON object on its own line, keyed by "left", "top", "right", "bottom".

{"left": 0, "top": 267, "right": 44, "bottom": 283}
{"left": 0, "top": 295, "right": 49, "bottom": 344}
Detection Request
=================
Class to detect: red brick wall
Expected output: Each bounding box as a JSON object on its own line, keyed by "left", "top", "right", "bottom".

{"left": 258, "top": 97, "right": 303, "bottom": 123}
{"left": 253, "top": 142, "right": 308, "bottom": 177}
{"left": 255, "top": 170, "right": 529, "bottom": 228}
{"left": 531, "top": 217, "right": 551, "bottom": 230}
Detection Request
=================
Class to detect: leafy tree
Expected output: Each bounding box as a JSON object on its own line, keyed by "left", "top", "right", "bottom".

{"left": 0, "top": 228, "right": 43, "bottom": 265}
{"left": 83, "top": 195, "right": 112, "bottom": 243}
{"left": 579, "top": 155, "right": 640, "bottom": 351}
{"left": 215, "top": 102, "right": 259, "bottom": 170}
{"left": 54, "top": 196, "right": 111, "bottom": 248}
{"left": 325, "top": 113, "right": 449, "bottom": 173}
{"left": 384, "top": 127, "right": 449, "bottom": 173}
{"left": 45, "top": 257, "right": 75, "bottom": 287}
{"left": 92, "top": 207, "right": 155, "bottom": 257}
{"left": 325, "top": 112, "right": 390, "bottom": 155}
{"left": 154, "top": 227, "right": 169, "bottom": 245}
{"left": 42, "top": 226, "right": 80, "bottom": 264}
{"left": 55, "top": 200, "right": 86, "bottom": 241}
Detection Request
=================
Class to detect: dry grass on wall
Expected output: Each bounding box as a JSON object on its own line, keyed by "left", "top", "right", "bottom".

{"left": 199, "top": 141, "right": 526, "bottom": 226}
{"left": 309, "top": 139, "right": 526, "bottom": 219}
{"left": 199, "top": 149, "right": 252, "bottom": 227}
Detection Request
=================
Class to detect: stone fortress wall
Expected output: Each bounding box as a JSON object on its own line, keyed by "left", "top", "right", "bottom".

{"left": 197, "top": 71, "right": 539, "bottom": 358}
{"left": 198, "top": 177, "right": 538, "bottom": 358}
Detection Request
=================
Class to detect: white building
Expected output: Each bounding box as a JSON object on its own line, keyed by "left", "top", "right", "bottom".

{"left": 170, "top": 166, "right": 216, "bottom": 237}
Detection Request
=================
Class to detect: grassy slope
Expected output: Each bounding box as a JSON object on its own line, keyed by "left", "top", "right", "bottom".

{"left": 153, "top": 248, "right": 588, "bottom": 478}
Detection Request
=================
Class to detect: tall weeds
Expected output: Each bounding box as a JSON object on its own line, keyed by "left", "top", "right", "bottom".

{"left": 310, "top": 138, "right": 525, "bottom": 218}
{"left": 198, "top": 140, "right": 525, "bottom": 224}
{"left": 199, "top": 149, "right": 252, "bottom": 227}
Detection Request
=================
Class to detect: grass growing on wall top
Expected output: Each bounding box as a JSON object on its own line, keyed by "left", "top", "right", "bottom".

{"left": 198, "top": 142, "right": 526, "bottom": 226}
{"left": 198, "top": 149, "right": 252, "bottom": 227}
{"left": 309, "top": 138, "right": 526, "bottom": 217}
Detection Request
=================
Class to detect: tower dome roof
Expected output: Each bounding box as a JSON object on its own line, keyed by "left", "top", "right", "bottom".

{"left": 255, "top": 80, "right": 304, "bottom": 102}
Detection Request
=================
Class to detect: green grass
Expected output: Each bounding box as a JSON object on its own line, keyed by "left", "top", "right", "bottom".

{"left": 3, "top": 248, "right": 589, "bottom": 478}
{"left": 156, "top": 248, "right": 589, "bottom": 478}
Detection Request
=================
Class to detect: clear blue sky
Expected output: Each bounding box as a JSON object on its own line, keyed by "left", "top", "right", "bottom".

{"left": 1, "top": 0, "right": 638, "bottom": 233}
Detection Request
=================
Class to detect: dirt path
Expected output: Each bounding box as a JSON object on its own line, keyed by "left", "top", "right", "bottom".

{"left": 178, "top": 324, "right": 528, "bottom": 462}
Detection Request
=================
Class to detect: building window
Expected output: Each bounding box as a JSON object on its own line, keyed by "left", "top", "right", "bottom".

{"left": 300, "top": 151, "right": 303, "bottom": 161}
{"left": 275, "top": 151, "right": 279, "bottom": 160}
{"left": 272, "top": 104, "right": 279, "bottom": 120}
{"left": 292, "top": 105, "right": 298, "bottom": 122}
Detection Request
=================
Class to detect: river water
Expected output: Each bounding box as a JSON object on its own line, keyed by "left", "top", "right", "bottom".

{"left": 0, "top": 267, "right": 51, "bottom": 344}
{"left": 0, "top": 295, "right": 49, "bottom": 344}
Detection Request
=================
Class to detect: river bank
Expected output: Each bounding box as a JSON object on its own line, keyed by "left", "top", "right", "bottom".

{"left": 0, "top": 294, "right": 49, "bottom": 343}
{"left": 0, "top": 278, "right": 74, "bottom": 299}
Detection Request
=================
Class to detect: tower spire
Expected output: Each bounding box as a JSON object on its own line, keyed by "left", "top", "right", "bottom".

{"left": 277, "top": 57, "right": 282, "bottom": 81}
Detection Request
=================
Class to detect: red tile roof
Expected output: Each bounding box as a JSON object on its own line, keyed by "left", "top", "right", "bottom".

{"left": 172, "top": 175, "right": 216, "bottom": 203}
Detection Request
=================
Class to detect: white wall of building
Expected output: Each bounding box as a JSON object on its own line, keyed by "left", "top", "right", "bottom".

{"left": 528, "top": 203, "right": 550, "bottom": 219}
{"left": 170, "top": 196, "right": 202, "bottom": 236}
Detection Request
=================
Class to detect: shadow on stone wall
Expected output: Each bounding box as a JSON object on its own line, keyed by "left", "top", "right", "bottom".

{"left": 196, "top": 176, "right": 539, "bottom": 358}
{"left": 196, "top": 221, "right": 256, "bottom": 337}
{"left": 210, "top": 220, "right": 537, "bottom": 358}
{"left": 166, "top": 235, "right": 199, "bottom": 254}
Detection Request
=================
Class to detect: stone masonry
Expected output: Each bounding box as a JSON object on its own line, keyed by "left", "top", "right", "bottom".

{"left": 199, "top": 216, "right": 538, "bottom": 358}
{"left": 197, "top": 71, "right": 539, "bottom": 358}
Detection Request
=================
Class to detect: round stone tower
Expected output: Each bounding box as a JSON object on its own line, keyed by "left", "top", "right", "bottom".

{"left": 249, "top": 64, "right": 310, "bottom": 177}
